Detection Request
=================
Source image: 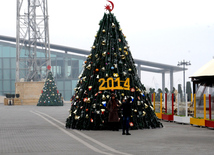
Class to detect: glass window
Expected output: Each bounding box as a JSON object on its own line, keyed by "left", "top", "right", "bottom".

{"left": 0, "top": 80, "right": 2, "bottom": 91}
{"left": 11, "top": 80, "right": 15, "bottom": 92}
{"left": 64, "top": 90, "right": 71, "bottom": 101}
{"left": 2, "top": 46, "right": 10, "bottom": 57}
{"left": 11, "top": 69, "right": 16, "bottom": 79}
{"left": 3, "top": 69, "right": 10, "bottom": 79}
{"left": 0, "top": 45, "right": 2, "bottom": 57}
{"left": 3, "top": 80, "right": 10, "bottom": 91}
{"left": 3, "top": 59, "right": 10, "bottom": 68}
{"left": 11, "top": 58, "right": 16, "bottom": 68}
{"left": 0, "top": 59, "right": 2, "bottom": 69}
{"left": 56, "top": 80, "right": 63, "bottom": 90}
{"left": 65, "top": 81, "right": 71, "bottom": 90}
{"left": 0, "top": 69, "right": 2, "bottom": 79}
{"left": 10, "top": 47, "right": 16, "bottom": 57}
{"left": 72, "top": 80, "right": 78, "bottom": 95}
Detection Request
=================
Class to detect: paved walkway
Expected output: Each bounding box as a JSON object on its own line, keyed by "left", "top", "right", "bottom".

{"left": 0, "top": 103, "right": 213, "bottom": 155}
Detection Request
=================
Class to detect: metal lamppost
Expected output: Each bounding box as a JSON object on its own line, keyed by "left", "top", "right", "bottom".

{"left": 177, "top": 60, "right": 191, "bottom": 101}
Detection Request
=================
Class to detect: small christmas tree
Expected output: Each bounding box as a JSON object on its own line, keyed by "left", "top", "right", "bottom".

{"left": 37, "top": 67, "right": 63, "bottom": 106}
{"left": 66, "top": 2, "right": 162, "bottom": 129}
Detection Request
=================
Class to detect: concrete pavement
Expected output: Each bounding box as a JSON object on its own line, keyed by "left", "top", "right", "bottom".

{"left": 0, "top": 103, "right": 213, "bottom": 155}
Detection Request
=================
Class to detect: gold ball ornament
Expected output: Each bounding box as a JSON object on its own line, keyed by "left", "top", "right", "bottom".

{"left": 112, "top": 23, "right": 115, "bottom": 28}
{"left": 95, "top": 54, "right": 98, "bottom": 58}
{"left": 102, "top": 29, "right": 106, "bottom": 33}
{"left": 119, "top": 28, "right": 122, "bottom": 31}
{"left": 128, "top": 68, "right": 132, "bottom": 72}
{"left": 124, "top": 46, "right": 127, "bottom": 50}
{"left": 121, "top": 55, "right": 125, "bottom": 59}
{"left": 134, "top": 109, "right": 138, "bottom": 113}
{"left": 113, "top": 73, "right": 119, "bottom": 78}
{"left": 121, "top": 93, "right": 124, "bottom": 96}
{"left": 92, "top": 46, "right": 96, "bottom": 49}
{"left": 119, "top": 48, "right": 122, "bottom": 51}
{"left": 86, "top": 114, "right": 89, "bottom": 119}
{"left": 102, "top": 40, "right": 106, "bottom": 45}
{"left": 102, "top": 52, "right": 106, "bottom": 57}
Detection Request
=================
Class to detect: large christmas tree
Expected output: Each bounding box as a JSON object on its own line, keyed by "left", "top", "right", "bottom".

{"left": 66, "top": 2, "right": 162, "bottom": 130}
{"left": 37, "top": 68, "right": 63, "bottom": 106}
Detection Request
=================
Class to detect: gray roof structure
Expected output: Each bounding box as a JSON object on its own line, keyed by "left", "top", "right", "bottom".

{"left": 0, "top": 35, "right": 185, "bottom": 92}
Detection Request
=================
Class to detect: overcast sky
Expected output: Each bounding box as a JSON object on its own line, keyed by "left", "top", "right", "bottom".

{"left": 1, "top": 0, "right": 214, "bottom": 91}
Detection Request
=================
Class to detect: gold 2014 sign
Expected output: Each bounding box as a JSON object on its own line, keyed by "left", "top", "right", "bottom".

{"left": 99, "top": 77, "right": 130, "bottom": 90}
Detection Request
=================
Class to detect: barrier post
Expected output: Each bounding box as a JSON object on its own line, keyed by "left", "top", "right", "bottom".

{"left": 209, "top": 94, "right": 211, "bottom": 120}
{"left": 185, "top": 94, "right": 188, "bottom": 117}
{"left": 153, "top": 92, "right": 155, "bottom": 112}
{"left": 160, "top": 93, "right": 162, "bottom": 115}
{"left": 194, "top": 94, "right": 196, "bottom": 118}
{"left": 172, "top": 93, "right": 174, "bottom": 115}
{"left": 204, "top": 94, "right": 206, "bottom": 120}
{"left": 165, "top": 93, "right": 167, "bottom": 113}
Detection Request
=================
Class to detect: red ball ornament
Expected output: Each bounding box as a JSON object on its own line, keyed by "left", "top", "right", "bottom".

{"left": 129, "top": 122, "right": 134, "bottom": 127}
{"left": 107, "top": 52, "right": 110, "bottom": 55}
{"left": 86, "top": 108, "right": 89, "bottom": 112}
{"left": 91, "top": 118, "right": 93, "bottom": 123}
{"left": 131, "top": 88, "right": 135, "bottom": 92}
{"left": 111, "top": 89, "right": 114, "bottom": 92}
{"left": 85, "top": 61, "right": 87, "bottom": 64}
{"left": 83, "top": 97, "right": 88, "bottom": 102}
{"left": 41, "top": 90, "right": 43, "bottom": 93}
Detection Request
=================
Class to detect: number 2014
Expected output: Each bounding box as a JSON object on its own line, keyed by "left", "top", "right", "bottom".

{"left": 98, "top": 77, "right": 130, "bottom": 90}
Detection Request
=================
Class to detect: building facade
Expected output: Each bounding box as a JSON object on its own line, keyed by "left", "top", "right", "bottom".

{"left": 0, "top": 40, "right": 85, "bottom": 100}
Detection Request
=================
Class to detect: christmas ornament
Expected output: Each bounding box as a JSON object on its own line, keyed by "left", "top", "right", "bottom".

{"left": 106, "top": 95, "right": 110, "bottom": 99}
{"left": 83, "top": 98, "right": 88, "bottom": 102}
{"left": 121, "top": 55, "right": 125, "bottom": 59}
{"left": 101, "top": 109, "right": 105, "bottom": 114}
{"left": 91, "top": 118, "right": 93, "bottom": 123}
{"left": 142, "top": 111, "right": 146, "bottom": 116}
{"left": 76, "top": 96, "right": 79, "bottom": 99}
{"left": 88, "top": 86, "right": 92, "bottom": 91}
{"left": 111, "top": 66, "right": 114, "bottom": 70}
{"left": 102, "top": 94, "right": 106, "bottom": 100}
{"left": 75, "top": 115, "right": 80, "bottom": 120}
{"left": 96, "top": 75, "right": 99, "bottom": 79}
{"left": 102, "top": 40, "right": 106, "bottom": 45}
{"left": 114, "top": 64, "right": 117, "bottom": 68}
{"left": 102, "top": 101, "right": 107, "bottom": 107}
{"left": 113, "top": 73, "right": 119, "bottom": 77}
{"left": 114, "top": 53, "right": 117, "bottom": 57}
{"left": 137, "top": 101, "right": 141, "bottom": 106}
{"left": 112, "top": 23, "right": 115, "bottom": 28}
{"left": 92, "top": 46, "right": 96, "bottom": 49}
{"left": 124, "top": 46, "right": 127, "bottom": 50}
{"left": 128, "top": 68, "right": 132, "bottom": 72}
{"left": 87, "top": 98, "right": 91, "bottom": 103}
{"left": 145, "top": 103, "right": 148, "bottom": 108}
{"left": 84, "top": 61, "right": 87, "bottom": 64}
{"left": 86, "top": 64, "right": 91, "bottom": 70}
{"left": 88, "top": 54, "right": 92, "bottom": 59}
{"left": 73, "top": 110, "right": 77, "bottom": 114}
{"left": 101, "top": 67, "right": 105, "bottom": 71}
{"left": 92, "top": 104, "right": 96, "bottom": 108}
{"left": 129, "top": 122, "right": 134, "bottom": 127}
{"left": 102, "top": 29, "right": 106, "bottom": 33}
{"left": 86, "top": 114, "right": 89, "bottom": 119}
{"left": 102, "top": 52, "right": 106, "bottom": 57}
{"left": 121, "top": 93, "right": 124, "bottom": 96}
{"left": 96, "top": 111, "right": 100, "bottom": 114}
{"left": 95, "top": 54, "right": 98, "bottom": 58}
{"left": 119, "top": 28, "right": 122, "bottom": 31}
{"left": 124, "top": 51, "right": 128, "bottom": 55}
{"left": 86, "top": 109, "right": 89, "bottom": 112}
{"left": 105, "top": 73, "right": 109, "bottom": 77}
{"left": 131, "top": 88, "right": 135, "bottom": 92}
{"left": 150, "top": 106, "right": 154, "bottom": 111}
{"left": 134, "top": 109, "right": 137, "bottom": 113}
{"left": 119, "top": 48, "right": 122, "bottom": 51}
{"left": 95, "top": 68, "right": 99, "bottom": 72}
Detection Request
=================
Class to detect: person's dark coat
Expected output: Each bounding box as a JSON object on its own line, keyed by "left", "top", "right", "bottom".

{"left": 121, "top": 98, "right": 132, "bottom": 117}
{"left": 107, "top": 98, "right": 119, "bottom": 122}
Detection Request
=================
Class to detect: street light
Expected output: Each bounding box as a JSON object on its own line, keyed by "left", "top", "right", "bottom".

{"left": 177, "top": 60, "right": 191, "bottom": 101}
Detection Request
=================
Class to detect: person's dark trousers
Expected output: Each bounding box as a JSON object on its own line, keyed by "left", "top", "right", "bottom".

{"left": 122, "top": 116, "right": 130, "bottom": 134}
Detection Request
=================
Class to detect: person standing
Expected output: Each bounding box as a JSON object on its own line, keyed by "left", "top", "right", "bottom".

{"left": 107, "top": 93, "right": 120, "bottom": 131}
{"left": 121, "top": 97, "right": 132, "bottom": 135}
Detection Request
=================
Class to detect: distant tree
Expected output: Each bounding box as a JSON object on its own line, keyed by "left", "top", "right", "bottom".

{"left": 178, "top": 84, "right": 182, "bottom": 98}
{"left": 156, "top": 88, "right": 163, "bottom": 101}
{"left": 186, "top": 81, "right": 192, "bottom": 101}
{"left": 165, "top": 88, "right": 169, "bottom": 94}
